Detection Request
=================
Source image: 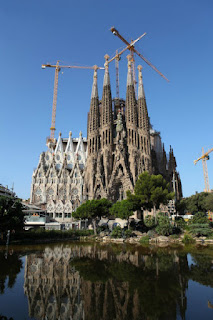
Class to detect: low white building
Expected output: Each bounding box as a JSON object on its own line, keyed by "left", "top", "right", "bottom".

{"left": 30, "top": 131, "right": 87, "bottom": 226}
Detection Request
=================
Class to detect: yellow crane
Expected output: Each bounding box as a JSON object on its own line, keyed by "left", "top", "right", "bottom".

{"left": 42, "top": 62, "right": 104, "bottom": 148}
{"left": 110, "top": 27, "right": 169, "bottom": 96}
{"left": 109, "top": 31, "right": 147, "bottom": 98}
{"left": 194, "top": 147, "right": 213, "bottom": 192}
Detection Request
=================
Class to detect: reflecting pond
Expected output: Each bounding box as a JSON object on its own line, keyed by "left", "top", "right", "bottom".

{"left": 0, "top": 243, "right": 213, "bottom": 319}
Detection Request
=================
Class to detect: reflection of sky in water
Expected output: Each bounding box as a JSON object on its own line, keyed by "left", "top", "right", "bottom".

{"left": 0, "top": 256, "right": 34, "bottom": 320}
{"left": 187, "top": 253, "right": 194, "bottom": 267}
{"left": 185, "top": 280, "right": 213, "bottom": 320}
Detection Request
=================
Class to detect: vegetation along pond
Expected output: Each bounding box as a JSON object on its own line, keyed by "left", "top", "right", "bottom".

{"left": 0, "top": 242, "right": 213, "bottom": 320}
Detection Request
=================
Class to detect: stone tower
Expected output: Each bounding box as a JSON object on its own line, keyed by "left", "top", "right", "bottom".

{"left": 83, "top": 56, "right": 152, "bottom": 202}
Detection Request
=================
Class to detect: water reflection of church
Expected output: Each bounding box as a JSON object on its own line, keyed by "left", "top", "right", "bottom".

{"left": 24, "top": 244, "right": 188, "bottom": 320}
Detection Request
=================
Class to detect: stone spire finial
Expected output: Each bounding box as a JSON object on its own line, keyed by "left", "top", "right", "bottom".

{"left": 127, "top": 55, "right": 133, "bottom": 86}
{"left": 79, "top": 131, "right": 82, "bottom": 137}
{"left": 91, "top": 66, "right": 98, "bottom": 98}
{"left": 103, "top": 54, "right": 110, "bottom": 86}
{"left": 138, "top": 65, "right": 145, "bottom": 99}
{"left": 69, "top": 131, "right": 72, "bottom": 137}
{"left": 59, "top": 132, "right": 62, "bottom": 136}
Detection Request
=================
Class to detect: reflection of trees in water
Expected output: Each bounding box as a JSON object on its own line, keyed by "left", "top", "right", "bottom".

{"left": 0, "top": 315, "right": 14, "bottom": 320}
{"left": 23, "top": 244, "right": 213, "bottom": 320}
{"left": 0, "top": 251, "right": 23, "bottom": 294}
{"left": 189, "top": 252, "right": 213, "bottom": 288}
{"left": 71, "top": 247, "right": 189, "bottom": 320}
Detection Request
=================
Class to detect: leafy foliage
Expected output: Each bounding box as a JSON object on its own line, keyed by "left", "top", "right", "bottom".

{"left": 204, "top": 193, "right": 213, "bottom": 211}
{"left": 127, "top": 172, "right": 174, "bottom": 211}
{"left": 174, "top": 216, "right": 186, "bottom": 230}
{"left": 124, "top": 229, "right": 133, "bottom": 238}
{"left": 178, "top": 192, "right": 213, "bottom": 214}
{"left": 111, "top": 226, "right": 123, "bottom": 238}
{"left": 110, "top": 200, "right": 135, "bottom": 228}
{"left": 190, "top": 212, "right": 209, "bottom": 224}
{"left": 73, "top": 198, "right": 112, "bottom": 220}
{"left": 0, "top": 196, "right": 24, "bottom": 232}
{"left": 182, "top": 234, "right": 195, "bottom": 244}
{"left": 188, "top": 224, "right": 212, "bottom": 237}
{"left": 155, "top": 215, "right": 172, "bottom": 236}
{"left": 144, "top": 215, "right": 156, "bottom": 228}
{"left": 72, "top": 199, "right": 112, "bottom": 234}
{"left": 139, "top": 235, "right": 150, "bottom": 243}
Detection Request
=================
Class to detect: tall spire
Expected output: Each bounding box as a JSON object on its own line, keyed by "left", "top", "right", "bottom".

{"left": 137, "top": 65, "right": 149, "bottom": 131}
{"left": 88, "top": 65, "right": 100, "bottom": 134}
{"left": 91, "top": 66, "right": 98, "bottom": 98}
{"left": 125, "top": 55, "right": 137, "bottom": 126}
{"left": 103, "top": 54, "right": 110, "bottom": 86}
{"left": 127, "top": 54, "right": 133, "bottom": 86}
{"left": 101, "top": 54, "right": 113, "bottom": 129}
{"left": 138, "top": 65, "right": 145, "bottom": 99}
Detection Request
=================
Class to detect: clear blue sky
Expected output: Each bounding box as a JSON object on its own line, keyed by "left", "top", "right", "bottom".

{"left": 0, "top": 0, "right": 212, "bottom": 199}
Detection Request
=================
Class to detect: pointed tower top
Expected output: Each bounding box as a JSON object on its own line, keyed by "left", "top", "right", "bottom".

{"left": 127, "top": 54, "right": 133, "bottom": 86}
{"left": 103, "top": 54, "right": 110, "bottom": 86}
{"left": 138, "top": 65, "right": 145, "bottom": 99}
{"left": 79, "top": 131, "right": 82, "bottom": 137}
{"left": 91, "top": 66, "right": 98, "bottom": 98}
{"left": 55, "top": 132, "right": 63, "bottom": 153}
{"left": 65, "top": 130, "right": 74, "bottom": 154}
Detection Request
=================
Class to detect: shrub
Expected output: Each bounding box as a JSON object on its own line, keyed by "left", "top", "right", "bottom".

{"left": 182, "top": 234, "right": 195, "bottom": 244}
{"left": 155, "top": 216, "right": 172, "bottom": 236}
{"left": 170, "top": 234, "right": 179, "bottom": 239}
{"left": 124, "top": 229, "right": 133, "bottom": 238}
{"left": 111, "top": 226, "right": 123, "bottom": 239}
{"left": 144, "top": 216, "right": 155, "bottom": 228}
{"left": 174, "top": 217, "right": 186, "bottom": 230}
{"left": 190, "top": 212, "right": 209, "bottom": 225}
{"left": 139, "top": 235, "right": 150, "bottom": 243}
{"left": 188, "top": 224, "right": 212, "bottom": 237}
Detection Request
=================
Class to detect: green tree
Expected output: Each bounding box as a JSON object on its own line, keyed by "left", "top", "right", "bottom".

{"left": 187, "top": 211, "right": 212, "bottom": 237}
{"left": 127, "top": 172, "right": 174, "bottom": 220}
{"left": 190, "top": 212, "right": 209, "bottom": 224}
{"left": 109, "top": 199, "right": 135, "bottom": 229}
{"left": 181, "top": 192, "right": 209, "bottom": 214}
{"left": 204, "top": 193, "right": 213, "bottom": 212}
{"left": 72, "top": 198, "right": 112, "bottom": 235}
{"left": 0, "top": 196, "right": 24, "bottom": 233}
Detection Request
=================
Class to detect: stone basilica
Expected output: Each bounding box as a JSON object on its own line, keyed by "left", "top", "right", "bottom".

{"left": 30, "top": 55, "right": 182, "bottom": 221}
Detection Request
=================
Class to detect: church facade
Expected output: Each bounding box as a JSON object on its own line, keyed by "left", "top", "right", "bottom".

{"left": 30, "top": 55, "right": 182, "bottom": 221}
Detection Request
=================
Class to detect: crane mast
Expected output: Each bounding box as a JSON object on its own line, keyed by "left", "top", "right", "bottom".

{"left": 42, "top": 62, "right": 104, "bottom": 149}
{"left": 50, "top": 60, "right": 60, "bottom": 142}
{"left": 194, "top": 147, "right": 213, "bottom": 192}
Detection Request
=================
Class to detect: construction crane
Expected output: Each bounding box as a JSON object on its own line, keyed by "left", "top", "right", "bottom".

{"left": 110, "top": 26, "right": 169, "bottom": 95}
{"left": 42, "top": 61, "right": 104, "bottom": 148}
{"left": 194, "top": 147, "right": 213, "bottom": 192}
{"left": 109, "top": 31, "right": 147, "bottom": 97}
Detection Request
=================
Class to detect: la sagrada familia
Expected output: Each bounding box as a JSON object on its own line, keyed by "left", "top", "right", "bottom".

{"left": 30, "top": 55, "right": 182, "bottom": 223}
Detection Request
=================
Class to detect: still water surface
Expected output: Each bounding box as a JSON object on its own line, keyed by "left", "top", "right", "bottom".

{"left": 0, "top": 242, "right": 213, "bottom": 320}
